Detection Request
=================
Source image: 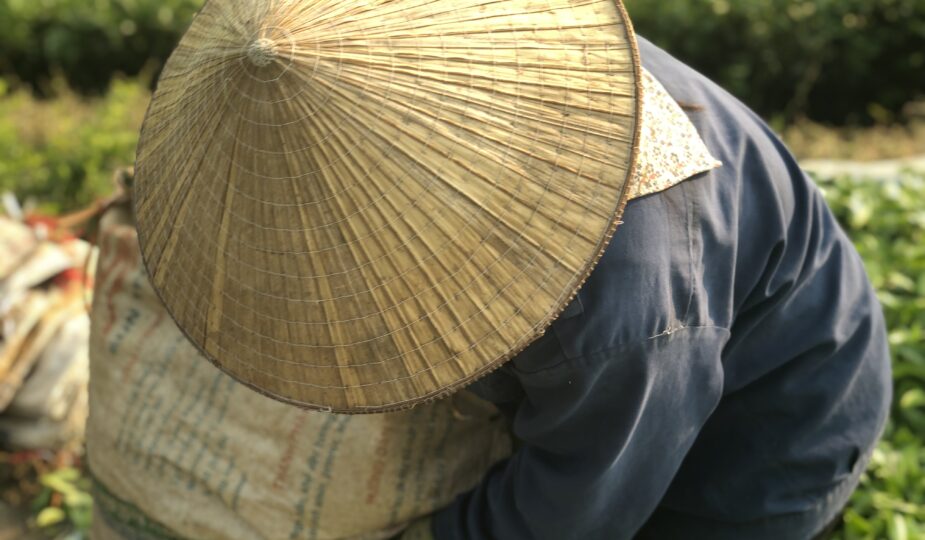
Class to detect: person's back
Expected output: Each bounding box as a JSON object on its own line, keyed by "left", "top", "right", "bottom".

{"left": 633, "top": 36, "right": 893, "bottom": 538}
{"left": 436, "top": 37, "right": 892, "bottom": 540}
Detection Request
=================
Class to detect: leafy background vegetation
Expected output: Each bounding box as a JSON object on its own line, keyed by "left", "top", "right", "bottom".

{"left": 817, "top": 174, "right": 925, "bottom": 539}
{"left": 627, "top": 0, "right": 925, "bottom": 125}
{"left": 0, "top": 1, "right": 922, "bottom": 538}
{"left": 0, "top": 0, "right": 199, "bottom": 96}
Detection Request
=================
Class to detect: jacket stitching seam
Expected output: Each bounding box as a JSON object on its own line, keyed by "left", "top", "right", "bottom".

{"left": 516, "top": 325, "right": 730, "bottom": 375}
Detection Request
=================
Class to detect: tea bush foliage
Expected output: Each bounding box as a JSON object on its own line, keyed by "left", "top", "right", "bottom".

{"left": 817, "top": 173, "right": 925, "bottom": 539}
{"left": 0, "top": 79, "right": 147, "bottom": 214}
{"left": 0, "top": 0, "right": 198, "bottom": 94}
{"left": 626, "top": 0, "right": 925, "bottom": 124}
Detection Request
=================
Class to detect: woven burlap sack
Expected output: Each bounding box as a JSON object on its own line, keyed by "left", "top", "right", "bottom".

{"left": 86, "top": 206, "right": 512, "bottom": 539}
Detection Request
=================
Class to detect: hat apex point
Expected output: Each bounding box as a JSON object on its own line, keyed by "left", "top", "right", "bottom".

{"left": 246, "top": 37, "right": 279, "bottom": 67}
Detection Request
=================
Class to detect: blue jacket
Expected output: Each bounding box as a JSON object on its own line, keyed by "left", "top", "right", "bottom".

{"left": 432, "top": 37, "right": 892, "bottom": 540}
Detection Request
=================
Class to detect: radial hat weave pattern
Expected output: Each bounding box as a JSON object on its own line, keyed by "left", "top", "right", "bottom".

{"left": 134, "top": 0, "right": 642, "bottom": 412}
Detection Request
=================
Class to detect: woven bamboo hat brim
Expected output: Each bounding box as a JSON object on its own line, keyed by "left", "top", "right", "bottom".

{"left": 133, "top": 0, "right": 642, "bottom": 412}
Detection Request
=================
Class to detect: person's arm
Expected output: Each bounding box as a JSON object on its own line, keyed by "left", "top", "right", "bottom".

{"left": 432, "top": 324, "right": 728, "bottom": 540}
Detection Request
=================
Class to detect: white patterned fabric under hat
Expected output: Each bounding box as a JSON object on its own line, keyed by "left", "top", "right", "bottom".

{"left": 133, "top": 0, "right": 646, "bottom": 412}
{"left": 630, "top": 69, "right": 722, "bottom": 199}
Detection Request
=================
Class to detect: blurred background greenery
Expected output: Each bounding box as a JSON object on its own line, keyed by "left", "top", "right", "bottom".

{"left": 0, "top": 1, "right": 922, "bottom": 539}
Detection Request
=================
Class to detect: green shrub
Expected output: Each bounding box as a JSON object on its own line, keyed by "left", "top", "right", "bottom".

{"left": 0, "top": 0, "right": 200, "bottom": 95}
{"left": 33, "top": 467, "right": 93, "bottom": 537}
{"left": 817, "top": 171, "right": 925, "bottom": 538}
{"left": 625, "top": 0, "right": 925, "bottom": 124}
{"left": 0, "top": 78, "right": 147, "bottom": 213}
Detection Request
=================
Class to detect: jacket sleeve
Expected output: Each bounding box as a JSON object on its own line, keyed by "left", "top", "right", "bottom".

{"left": 432, "top": 323, "right": 728, "bottom": 540}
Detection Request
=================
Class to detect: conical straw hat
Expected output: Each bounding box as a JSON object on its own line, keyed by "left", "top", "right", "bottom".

{"left": 134, "top": 0, "right": 641, "bottom": 412}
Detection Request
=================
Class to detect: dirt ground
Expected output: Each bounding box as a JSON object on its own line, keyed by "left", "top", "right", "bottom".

{"left": 0, "top": 502, "right": 40, "bottom": 540}
{"left": 782, "top": 105, "right": 925, "bottom": 161}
